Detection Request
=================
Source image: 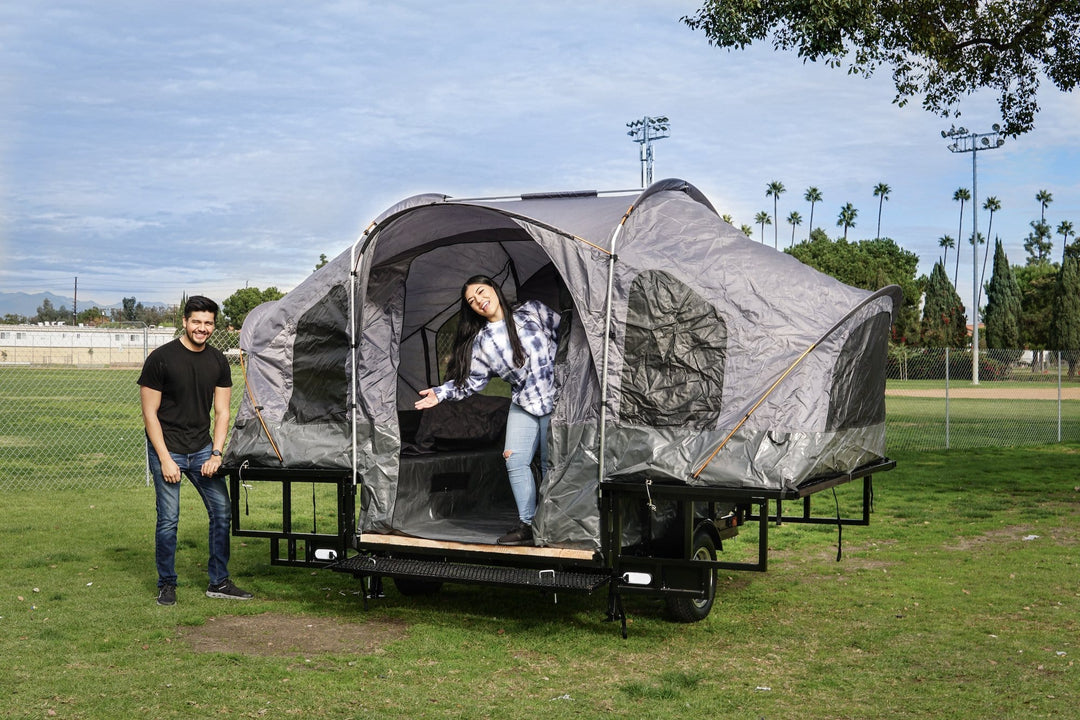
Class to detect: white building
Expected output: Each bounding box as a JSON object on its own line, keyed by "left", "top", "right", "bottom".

{"left": 0, "top": 325, "right": 177, "bottom": 366}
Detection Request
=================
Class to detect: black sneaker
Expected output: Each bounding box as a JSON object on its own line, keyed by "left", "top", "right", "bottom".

{"left": 156, "top": 583, "right": 176, "bottom": 606}
{"left": 497, "top": 522, "right": 533, "bottom": 546}
{"left": 206, "top": 579, "right": 254, "bottom": 600}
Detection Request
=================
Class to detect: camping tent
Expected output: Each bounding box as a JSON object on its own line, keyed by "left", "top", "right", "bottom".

{"left": 225, "top": 179, "right": 900, "bottom": 549}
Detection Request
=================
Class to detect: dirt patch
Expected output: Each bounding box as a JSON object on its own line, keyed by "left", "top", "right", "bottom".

{"left": 178, "top": 613, "right": 408, "bottom": 657}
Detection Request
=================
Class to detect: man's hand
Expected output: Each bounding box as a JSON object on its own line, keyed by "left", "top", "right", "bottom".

{"left": 201, "top": 454, "right": 223, "bottom": 477}
{"left": 161, "top": 456, "right": 182, "bottom": 484}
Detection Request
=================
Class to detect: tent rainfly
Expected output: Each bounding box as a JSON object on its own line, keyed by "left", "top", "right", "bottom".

{"left": 225, "top": 179, "right": 901, "bottom": 550}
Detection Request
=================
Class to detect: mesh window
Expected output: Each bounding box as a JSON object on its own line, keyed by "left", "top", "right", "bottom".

{"left": 286, "top": 284, "right": 349, "bottom": 423}
{"left": 620, "top": 271, "right": 727, "bottom": 428}
{"left": 826, "top": 311, "right": 891, "bottom": 430}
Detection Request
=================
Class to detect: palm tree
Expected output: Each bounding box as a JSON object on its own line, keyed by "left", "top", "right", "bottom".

{"left": 836, "top": 203, "right": 857, "bottom": 241}
{"left": 1036, "top": 188, "right": 1053, "bottom": 259}
{"left": 720, "top": 213, "right": 734, "bottom": 224}
{"left": 939, "top": 234, "right": 955, "bottom": 268}
{"left": 754, "top": 211, "right": 772, "bottom": 244}
{"left": 804, "top": 186, "right": 822, "bottom": 241}
{"left": 952, "top": 187, "right": 971, "bottom": 287}
{"left": 786, "top": 211, "right": 802, "bottom": 247}
{"left": 1059, "top": 220, "right": 1075, "bottom": 262}
{"left": 1036, "top": 189, "right": 1053, "bottom": 222}
{"left": 739, "top": 224, "right": 754, "bottom": 238}
{"left": 766, "top": 181, "right": 786, "bottom": 249}
{"left": 873, "top": 182, "right": 891, "bottom": 240}
{"left": 977, "top": 196, "right": 1002, "bottom": 307}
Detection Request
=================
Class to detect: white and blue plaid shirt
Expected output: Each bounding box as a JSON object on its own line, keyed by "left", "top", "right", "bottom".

{"left": 434, "top": 300, "right": 561, "bottom": 416}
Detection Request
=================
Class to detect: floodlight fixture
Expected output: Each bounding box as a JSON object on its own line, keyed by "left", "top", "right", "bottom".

{"left": 626, "top": 115, "right": 671, "bottom": 187}
{"left": 942, "top": 123, "right": 1007, "bottom": 385}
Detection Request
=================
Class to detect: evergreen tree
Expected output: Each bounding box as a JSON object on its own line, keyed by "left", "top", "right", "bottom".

{"left": 1024, "top": 220, "right": 1053, "bottom": 264}
{"left": 982, "top": 240, "right": 1022, "bottom": 353}
{"left": 1015, "top": 262, "right": 1057, "bottom": 359}
{"left": 920, "top": 261, "right": 968, "bottom": 348}
{"left": 1049, "top": 254, "right": 1080, "bottom": 379}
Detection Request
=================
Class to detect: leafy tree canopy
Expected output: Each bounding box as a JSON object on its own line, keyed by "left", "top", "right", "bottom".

{"left": 222, "top": 286, "right": 286, "bottom": 329}
{"left": 787, "top": 229, "right": 922, "bottom": 343}
{"left": 683, "top": 0, "right": 1080, "bottom": 135}
{"left": 1014, "top": 261, "right": 1057, "bottom": 349}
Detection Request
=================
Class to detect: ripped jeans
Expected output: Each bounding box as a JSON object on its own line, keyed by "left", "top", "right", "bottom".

{"left": 503, "top": 403, "right": 550, "bottom": 525}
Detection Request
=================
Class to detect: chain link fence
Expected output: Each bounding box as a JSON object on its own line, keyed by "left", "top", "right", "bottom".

{"left": 1, "top": 324, "right": 242, "bottom": 491}
{"left": 885, "top": 347, "right": 1080, "bottom": 450}
{"left": 2, "top": 332, "right": 1078, "bottom": 490}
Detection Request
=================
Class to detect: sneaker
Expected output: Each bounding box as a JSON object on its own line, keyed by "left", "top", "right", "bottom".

{"left": 497, "top": 522, "right": 533, "bottom": 546}
{"left": 156, "top": 583, "right": 176, "bottom": 606}
{"left": 206, "top": 579, "right": 254, "bottom": 600}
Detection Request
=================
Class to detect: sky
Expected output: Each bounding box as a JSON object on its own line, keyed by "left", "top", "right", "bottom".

{"left": 2, "top": 1, "right": 1078, "bottom": 315}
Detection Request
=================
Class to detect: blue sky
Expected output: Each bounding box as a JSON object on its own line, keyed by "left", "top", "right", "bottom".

{"left": 2, "top": 1, "right": 1078, "bottom": 315}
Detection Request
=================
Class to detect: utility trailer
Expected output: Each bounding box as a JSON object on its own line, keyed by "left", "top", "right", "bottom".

{"left": 226, "top": 457, "right": 893, "bottom": 634}
{"left": 221, "top": 180, "right": 901, "bottom": 634}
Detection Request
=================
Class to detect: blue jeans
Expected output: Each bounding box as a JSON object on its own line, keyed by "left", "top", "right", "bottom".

{"left": 504, "top": 404, "right": 549, "bottom": 525}
{"left": 148, "top": 441, "right": 232, "bottom": 588}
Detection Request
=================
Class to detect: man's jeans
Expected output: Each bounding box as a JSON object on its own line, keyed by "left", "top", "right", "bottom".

{"left": 503, "top": 404, "right": 550, "bottom": 525}
{"left": 148, "top": 441, "right": 231, "bottom": 588}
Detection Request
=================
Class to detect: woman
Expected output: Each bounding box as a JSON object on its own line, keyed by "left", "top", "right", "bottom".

{"left": 415, "top": 275, "right": 561, "bottom": 545}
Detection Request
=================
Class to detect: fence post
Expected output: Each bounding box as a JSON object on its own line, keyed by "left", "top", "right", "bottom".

{"left": 945, "top": 346, "right": 950, "bottom": 450}
{"left": 1058, "top": 351, "right": 1063, "bottom": 443}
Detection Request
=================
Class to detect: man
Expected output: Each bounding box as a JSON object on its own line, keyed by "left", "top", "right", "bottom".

{"left": 138, "top": 295, "right": 252, "bottom": 606}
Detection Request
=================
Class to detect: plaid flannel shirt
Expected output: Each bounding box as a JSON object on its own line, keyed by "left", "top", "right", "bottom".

{"left": 434, "top": 299, "right": 561, "bottom": 416}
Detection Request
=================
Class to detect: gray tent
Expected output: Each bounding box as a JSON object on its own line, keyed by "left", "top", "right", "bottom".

{"left": 225, "top": 179, "right": 899, "bottom": 550}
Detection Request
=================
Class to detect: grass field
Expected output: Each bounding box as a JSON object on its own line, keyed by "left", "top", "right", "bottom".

{"left": 2, "top": 367, "right": 1079, "bottom": 491}
{"left": 2, "top": 444, "right": 1078, "bottom": 718}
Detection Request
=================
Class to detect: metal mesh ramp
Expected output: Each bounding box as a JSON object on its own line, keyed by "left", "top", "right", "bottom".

{"left": 334, "top": 555, "right": 611, "bottom": 593}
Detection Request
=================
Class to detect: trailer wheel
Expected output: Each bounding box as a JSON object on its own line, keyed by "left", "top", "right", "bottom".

{"left": 665, "top": 530, "right": 717, "bottom": 623}
{"left": 392, "top": 577, "right": 444, "bottom": 597}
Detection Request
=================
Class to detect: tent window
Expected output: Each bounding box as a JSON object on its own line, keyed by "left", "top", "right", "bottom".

{"left": 620, "top": 271, "right": 726, "bottom": 428}
{"left": 826, "top": 311, "right": 891, "bottom": 430}
{"left": 287, "top": 284, "right": 349, "bottom": 423}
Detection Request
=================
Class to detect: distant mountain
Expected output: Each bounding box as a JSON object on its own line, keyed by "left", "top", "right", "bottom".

{"left": 0, "top": 291, "right": 169, "bottom": 318}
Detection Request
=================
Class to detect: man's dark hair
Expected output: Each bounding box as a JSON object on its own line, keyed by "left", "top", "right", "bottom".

{"left": 184, "top": 295, "right": 219, "bottom": 319}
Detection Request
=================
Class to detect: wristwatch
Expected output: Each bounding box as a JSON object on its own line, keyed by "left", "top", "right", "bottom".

{"left": 211, "top": 449, "right": 222, "bottom": 457}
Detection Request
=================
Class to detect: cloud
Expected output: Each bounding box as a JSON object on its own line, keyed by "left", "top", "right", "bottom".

{"left": 1, "top": 0, "right": 1077, "bottom": 312}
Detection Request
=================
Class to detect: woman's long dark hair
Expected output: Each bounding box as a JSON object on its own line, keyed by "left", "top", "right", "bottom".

{"left": 446, "top": 275, "right": 526, "bottom": 386}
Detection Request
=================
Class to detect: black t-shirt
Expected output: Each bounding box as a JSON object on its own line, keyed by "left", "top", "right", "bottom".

{"left": 137, "top": 338, "right": 233, "bottom": 454}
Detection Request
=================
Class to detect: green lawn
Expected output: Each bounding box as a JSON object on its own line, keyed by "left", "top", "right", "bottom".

{"left": 3, "top": 445, "right": 1078, "bottom": 718}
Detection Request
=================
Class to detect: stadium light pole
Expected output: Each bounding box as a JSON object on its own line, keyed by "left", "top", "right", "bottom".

{"left": 943, "top": 123, "right": 1006, "bottom": 385}
{"left": 626, "top": 116, "right": 670, "bottom": 188}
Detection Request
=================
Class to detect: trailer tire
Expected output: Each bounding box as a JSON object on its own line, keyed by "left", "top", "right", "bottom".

{"left": 393, "top": 577, "right": 444, "bottom": 597}
{"left": 665, "top": 530, "right": 717, "bottom": 623}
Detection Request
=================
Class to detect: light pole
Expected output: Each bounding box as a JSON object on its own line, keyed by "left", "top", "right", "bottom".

{"left": 942, "top": 123, "right": 1005, "bottom": 385}
{"left": 626, "top": 116, "right": 670, "bottom": 187}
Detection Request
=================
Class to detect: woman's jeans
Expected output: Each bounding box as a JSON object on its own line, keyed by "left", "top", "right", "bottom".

{"left": 503, "top": 404, "right": 549, "bottom": 525}
{"left": 148, "top": 441, "right": 232, "bottom": 588}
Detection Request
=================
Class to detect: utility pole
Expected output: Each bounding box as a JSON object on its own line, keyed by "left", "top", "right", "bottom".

{"left": 943, "top": 124, "right": 1006, "bottom": 385}
{"left": 626, "top": 116, "right": 670, "bottom": 188}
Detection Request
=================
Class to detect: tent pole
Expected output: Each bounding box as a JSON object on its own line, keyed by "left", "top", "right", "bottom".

{"left": 348, "top": 228, "right": 371, "bottom": 498}
{"left": 598, "top": 205, "right": 634, "bottom": 484}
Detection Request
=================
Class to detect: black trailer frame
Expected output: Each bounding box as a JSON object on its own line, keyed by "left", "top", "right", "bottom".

{"left": 226, "top": 458, "right": 894, "bottom": 635}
